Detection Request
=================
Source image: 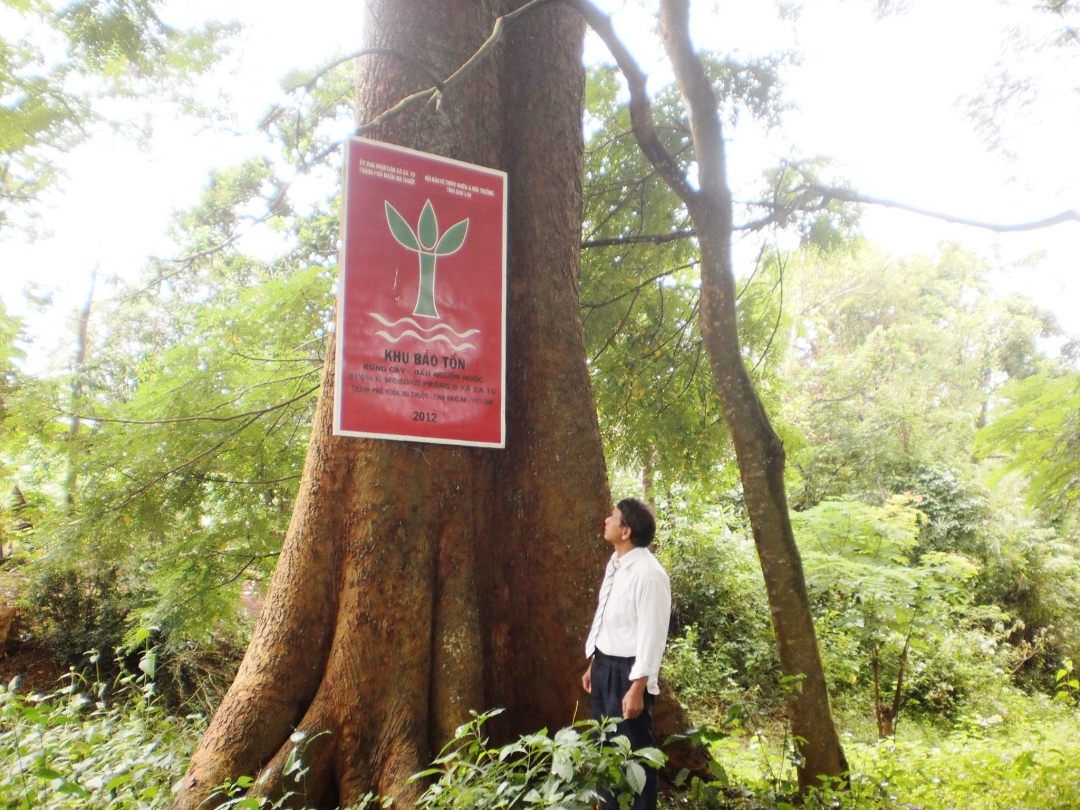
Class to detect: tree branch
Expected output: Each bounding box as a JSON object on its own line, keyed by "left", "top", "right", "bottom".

{"left": 358, "top": 0, "right": 558, "bottom": 133}
{"left": 807, "top": 185, "right": 1080, "bottom": 232}
{"left": 292, "top": 48, "right": 444, "bottom": 94}
{"left": 581, "top": 229, "right": 696, "bottom": 249}
{"left": 567, "top": 0, "right": 697, "bottom": 202}
{"left": 64, "top": 384, "right": 320, "bottom": 426}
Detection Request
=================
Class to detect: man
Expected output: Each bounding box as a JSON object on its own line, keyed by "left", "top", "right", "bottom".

{"left": 582, "top": 497, "right": 671, "bottom": 810}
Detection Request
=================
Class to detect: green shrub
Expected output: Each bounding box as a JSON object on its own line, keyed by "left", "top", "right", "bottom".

{"left": 657, "top": 515, "right": 782, "bottom": 710}
{"left": 705, "top": 692, "right": 1080, "bottom": 810}
{"left": 0, "top": 669, "right": 202, "bottom": 809}
{"left": 28, "top": 564, "right": 149, "bottom": 668}
{"left": 795, "top": 497, "right": 1006, "bottom": 722}
{"left": 411, "top": 709, "right": 666, "bottom": 810}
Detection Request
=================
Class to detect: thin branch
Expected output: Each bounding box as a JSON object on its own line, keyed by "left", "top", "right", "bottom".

{"left": 590, "top": 286, "right": 643, "bottom": 364}
{"left": 64, "top": 384, "right": 320, "bottom": 426}
{"left": 197, "top": 474, "right": 302, "bottom": 486}
{"left": 736, "top": 241, "right": 770, "bottom": 302}
{"left": 151, "top": 172, "right": 295, "bottom": 270}
{"left": 582, "top": 230, "right": 696, "bottom": 249}
{"left": 227, "top": 351, "right": 323, "bottom": 365}
{"left": 581, "top": 264, "right": 692, "bottom": 309}
{"left": 568, "top": 0, "right": 696, "bottom": 202}
{"left": 808, "top": 185, "right": 1080, "bottom": 233}
{"left": 890, "top": 619, "right": 915, "bottom": 735}
{"left": 292, "top": 49, "right": 444, "bottom": 95}
{"left": 750, "top": 248, "right": 785, "bottom": 374}
{"left": 174, "top": 556, "right": 261, "bottom": 610}
{"left": 103, "top": 413, "right": 268, "bottom": 514}
{"left": 806, "top": 356, "right": 885, "bottom": 410}
{"left": 358, "top": 0, "right": 558, "bottom": 134}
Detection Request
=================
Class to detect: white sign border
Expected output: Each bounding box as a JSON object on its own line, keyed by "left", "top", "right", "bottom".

{"left": 333, "top": 136, "right": 508, "bottom": 449}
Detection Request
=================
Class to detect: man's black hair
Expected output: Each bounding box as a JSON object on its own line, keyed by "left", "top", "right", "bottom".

{"left": 617, "top": 497, "right": 656, "bottom": 548}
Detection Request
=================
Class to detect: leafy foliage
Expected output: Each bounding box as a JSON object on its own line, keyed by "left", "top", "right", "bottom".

{"left": 580, "top": 64, "right": 813, "bottom": 495}
{"left": 658, "top": 514, "right": 780, "bottom": 714}
{"left": 978, "top": 370, "right": 1080, "bottom": 524}
{"left": 0, "top": 670, "right": 202, "bottom": 809}
{"left": 795, "top": 497, "right": 1001, "bottom": 721}
{"left": 712, "top": 694, "right": 1080, "bottom": 810}
{"left": 2, "top": 61, "right": 353, "bottom": 660}
{"left": 779, "top": 243, "right": 1056, "bottom": 507}
{"left": 0, "top": 0, "right": 232, "bottom": 229}
{"left": 28, "top": 565, "right": 148, "bottom": 665}
{"left": 410, "top": 710, "right": 665, "bottom": 810}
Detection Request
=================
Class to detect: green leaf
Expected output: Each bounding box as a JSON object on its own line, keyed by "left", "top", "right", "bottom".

{"left": 552, "top": 759, "right": 574, "bottom": 781}
{"left": 635, "top": 747, "right": 666, "bottom": 767}
{"left": 707, "top": 760, "right": 728, "bottom": 785}
{"left": 624, "top": 761, "right": 646, "bottom": 794}
{"left": 418, "top": 199, "right": 438, "bottom": 250}
{"left": 1013, "top": 750, "right": 1037, "bottom": 774}
{"left": 139, "top": 651, "right": 157, "bottom": 679}
{"left": 434, "top": 219, "right": 469, "bottom": 256}
{"left": 55, "top": 781, "right": 90, "bottom": 797}
{"left": 132, "top": 626, "right": 153, "bottom": 645}
{"left": 106, "top": 774, "right": 133, "bottom": 790}
{"left": 385, "top": 202, "right": 419, "bottom": 251}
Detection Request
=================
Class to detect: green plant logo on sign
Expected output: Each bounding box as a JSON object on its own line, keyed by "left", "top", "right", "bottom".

{"left": 385, "top": 199, "right": 469, "bottom": 319}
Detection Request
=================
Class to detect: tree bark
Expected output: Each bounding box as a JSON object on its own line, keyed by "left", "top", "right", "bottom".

{"left": 571, "top": 0, "right": 848, "bottom": 790}
{"left": 172, "top": 3, "right": 703, "bottom": 807}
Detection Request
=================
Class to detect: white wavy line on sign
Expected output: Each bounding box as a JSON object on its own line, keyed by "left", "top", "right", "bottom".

{"left": 375, "top": 330, "right": 476, "bottom": 351}
{"left": 369, "top": 312, "right": 480, "bottom": 338}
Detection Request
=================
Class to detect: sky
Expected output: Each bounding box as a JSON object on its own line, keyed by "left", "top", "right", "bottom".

{"left": 2, "top": 0, "right": 1078, "bottom": 368}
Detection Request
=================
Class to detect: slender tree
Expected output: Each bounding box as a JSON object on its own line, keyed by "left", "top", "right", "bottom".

{"left": 571, "top": 0, "right": 849, "bottom": 788}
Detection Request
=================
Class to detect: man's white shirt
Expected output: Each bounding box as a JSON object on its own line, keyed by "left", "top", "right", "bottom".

{"left": 585, "top": 546, "right": 671, "bottom": 695}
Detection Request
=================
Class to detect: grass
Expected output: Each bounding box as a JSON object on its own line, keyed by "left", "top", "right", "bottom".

{"left": 712, "top": 690, "right": 1080, "bottom": 809}
{"left": 1, "top": 669, "right": 1078, "bottom": 810}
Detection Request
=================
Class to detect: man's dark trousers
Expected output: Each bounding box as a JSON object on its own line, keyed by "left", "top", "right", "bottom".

{"left": 590, "top": 650, "right": 658, "bottom": 810}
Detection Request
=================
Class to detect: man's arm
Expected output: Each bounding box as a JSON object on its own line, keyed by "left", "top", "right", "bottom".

{"left": 582, "top": 658, "right": 593, "bottom": 694}
{"left": 627, "top": 572, "right": 672, "bottom": 695}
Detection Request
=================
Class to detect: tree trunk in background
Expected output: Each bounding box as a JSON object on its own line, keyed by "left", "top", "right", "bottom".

{"left": 173, "top": 3, "right": 703, "bottom": 808}
{"left": 655, "top": 0, "right": 849, "bottom": 789}
{"left": 569, "top": 0, "right": 849, "bottom": 791}
{"left": 65, "top": 265, "right": 95, "bottom": 506}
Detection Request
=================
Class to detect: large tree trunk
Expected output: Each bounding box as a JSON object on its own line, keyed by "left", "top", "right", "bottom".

{"left": 172, "top": 3, "right": 702, "bottom": 808}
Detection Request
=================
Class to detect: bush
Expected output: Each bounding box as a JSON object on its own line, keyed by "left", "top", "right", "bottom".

{"left": 411, "top": 710, "right": 665, "bottom": 810}
{"left": 795, "top": 497, "right": 1007, "bottom": 722}
{"left": 0, "top": 669, "right": 202, "bottom": 809}
{"left": 657, "top": 514, "right": 781, "bottom": 710}
{"left": 28, "top": 564, "right": 149, "bottom": 668}
{"left": 705, "top": 692, "right": 1080, "bottom": 809}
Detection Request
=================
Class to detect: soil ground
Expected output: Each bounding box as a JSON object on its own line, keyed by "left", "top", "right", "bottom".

{"left": 1, "top": 559, "right": 66, "bottom": 694}
{"left": 0, "top": 640, "right": 66, "bottom": 694}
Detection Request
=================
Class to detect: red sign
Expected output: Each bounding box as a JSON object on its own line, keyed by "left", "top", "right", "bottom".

{"left": 334, "top": 137, "right": 507, "bottom": 447}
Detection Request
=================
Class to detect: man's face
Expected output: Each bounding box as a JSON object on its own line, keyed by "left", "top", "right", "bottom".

{"left": 603, "top": 506, "right": 629, "bottom": 545}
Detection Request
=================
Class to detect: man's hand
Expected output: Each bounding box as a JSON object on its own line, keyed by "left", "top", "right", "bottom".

{"left": 622, "top": 677, "right": 647, "bottom": 719}
{"left": 582, "top": 660, "right": 593, "bottom": 694}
